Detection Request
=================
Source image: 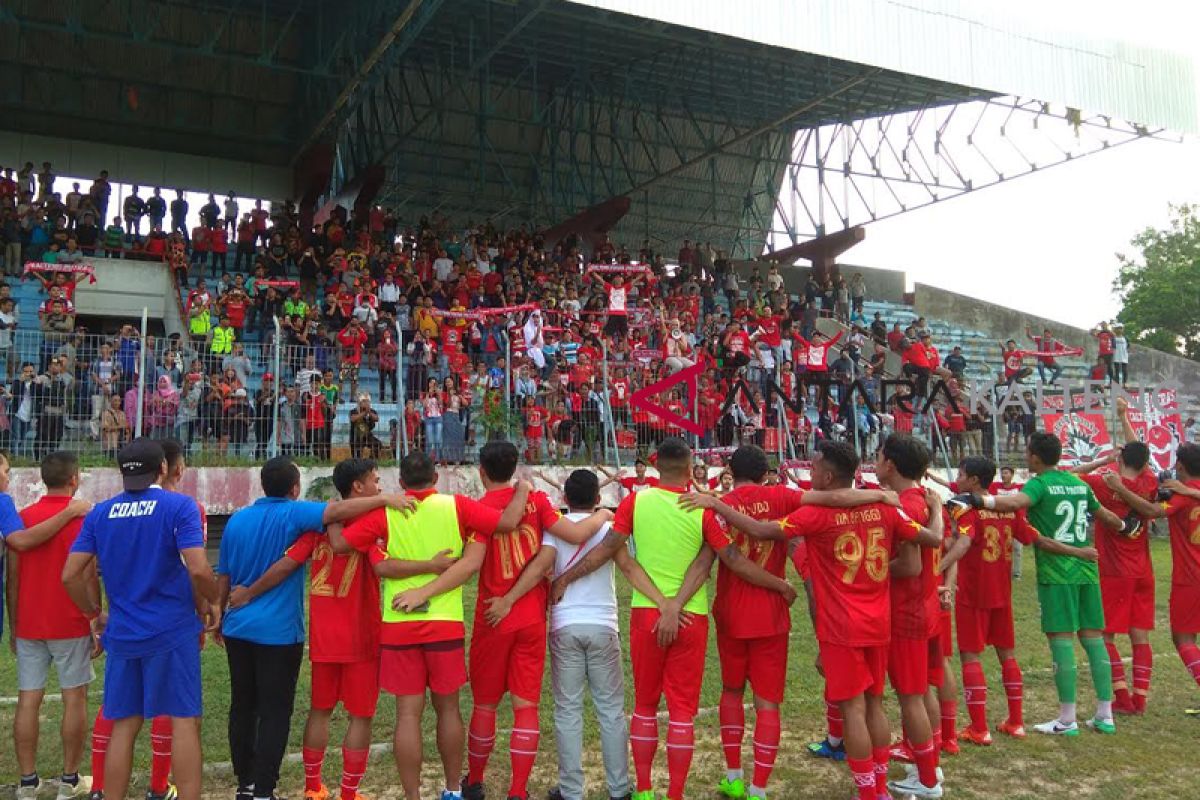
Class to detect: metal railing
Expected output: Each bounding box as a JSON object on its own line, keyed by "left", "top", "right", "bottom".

{"left": 0, "top": 316, "right": 1037, "bottom": 470}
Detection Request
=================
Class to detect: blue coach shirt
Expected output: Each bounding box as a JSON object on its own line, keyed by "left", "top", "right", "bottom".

{"left": 70, "top": 487, "right": 206, "bottom": 657}
{"left": 0, "top": 493, "right": 27, "bottom": 641}
{"left": 218, "top": 497, "right": 326, "bottom": 645}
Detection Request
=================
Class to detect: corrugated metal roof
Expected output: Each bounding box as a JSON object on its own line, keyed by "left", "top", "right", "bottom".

{"left": 566, "top": 0, "right": 1199, "bottom": 134}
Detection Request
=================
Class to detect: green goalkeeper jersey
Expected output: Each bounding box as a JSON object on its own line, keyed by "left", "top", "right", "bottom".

{"left": 1021, "top": 469, "right": 1101, "bottom": 585}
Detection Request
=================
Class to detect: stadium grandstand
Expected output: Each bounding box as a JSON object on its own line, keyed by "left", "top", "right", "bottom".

{"left": 1, "top": 1, "right": 1200, "bottom": 798}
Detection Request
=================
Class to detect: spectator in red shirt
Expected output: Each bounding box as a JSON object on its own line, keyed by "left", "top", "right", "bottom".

{"left": 337, "top": 318, "right": 369, "bottom": 400}
{"left": 1025, "top": 325, "right": 1064, "bottom": 385}
{"left": 1091, "top": 321, "right": 1115, "bottom": 383}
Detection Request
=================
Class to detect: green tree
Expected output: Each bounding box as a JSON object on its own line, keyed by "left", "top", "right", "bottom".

{"left": 1114, "top": 203, "right": 1200, "bottom": 361}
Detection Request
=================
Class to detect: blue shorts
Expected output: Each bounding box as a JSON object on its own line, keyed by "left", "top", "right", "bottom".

{"left": 103, "top": 638, "right": 202, "bottom": 719}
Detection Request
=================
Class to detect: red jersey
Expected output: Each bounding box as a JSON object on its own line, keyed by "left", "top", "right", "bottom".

{"left": 342, "top": 490, "right": 503, "bottom": 645}
{"left": 286, "top": 532, "right": 380, "bottom": 662}
{"left": 953, "top": 508, "right": 1038, "bottom": 609}
{"left": 1164, "top": 480, "right": 1200, "bottom": 586}
{"left": 1081, "top": 469, "right": 1158, "bottom": 579}
{"left": 472, "top": 487, "right": 561, "bottom": 633}
{"left": 337, "top": 327, "right": 368, "bottom": 365}
{"left": 703, "top": 483, "right": 807, "bottom": 639}
{"left": 619, "top": 476, "right": 659, "bottom": 494}
{"left": 224, "top": 298, "right": 246, "bottom": 329}
{"left": 524, "top": 406, "right": 548, "bottom": 438}
{"left": 15, "top": 496, "right": 89, "bottom": 640}
{"left": 1003, "top": 349, "right": 1026, "bottom": 377}
{"left": 780, "top": 503, "right": 919, "bottom": 646}
{"left": 890, "top": 487, "right": 935, "bottom": 640}
{"left": 725, "top": 331, "right": 751, "bottom": 355}
{"left": 610, "top": 378, "right": 630, "bottom": 407}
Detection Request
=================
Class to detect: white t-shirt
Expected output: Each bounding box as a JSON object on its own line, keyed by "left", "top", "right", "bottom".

{"left": 543, "top": 513, "right": 618, "bottom": 633}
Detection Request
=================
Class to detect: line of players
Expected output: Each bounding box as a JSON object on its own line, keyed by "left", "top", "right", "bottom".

{"left": 10, "top": 405, "right": 1200, "bottom": 800}
{"left": 209, "top": 421, "right": 1200, "bottom": 800}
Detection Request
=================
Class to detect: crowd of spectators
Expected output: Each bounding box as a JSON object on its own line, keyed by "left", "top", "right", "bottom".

{"left": 0, "top": 160, "right": 1125, "bottom": 465}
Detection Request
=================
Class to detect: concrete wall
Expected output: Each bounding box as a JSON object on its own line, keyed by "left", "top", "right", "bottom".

{"left": 73, "top": 257, "right": 185, "bottom": 337}
{"left": 0, "top": 131, "right": 290, "bottom": 200}
{"left": 913, "top": 282, "right": 1200, "bottom": 397}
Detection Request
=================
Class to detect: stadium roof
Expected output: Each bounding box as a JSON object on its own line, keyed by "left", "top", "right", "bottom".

{"left": 2, "top": 0, "right": 1194, "bottom": 256}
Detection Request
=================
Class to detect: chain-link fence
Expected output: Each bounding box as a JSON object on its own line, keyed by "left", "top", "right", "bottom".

{"left": 0, "top": 311, "right": 1032, "bottom": 470}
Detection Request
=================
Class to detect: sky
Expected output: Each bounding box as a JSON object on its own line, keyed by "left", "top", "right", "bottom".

{"left": 845, "top": 1, "right": 1200, "bottom": 330}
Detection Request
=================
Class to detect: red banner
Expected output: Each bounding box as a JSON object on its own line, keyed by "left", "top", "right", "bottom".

{"left": 1125, "top": 388, "right": 1184, "bottom": 471}
{"left": 23, "top": 261, "right": 97, "bottom": 283}
{"left": 1040, "top": 412, "right": 1113, "bottom": 466}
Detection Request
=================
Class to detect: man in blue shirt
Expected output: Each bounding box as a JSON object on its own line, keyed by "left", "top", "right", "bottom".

{"left": 62, "top": 439, "right": 216, "bottom": 800}
{"left": 216, "top": 456, "right": 414, "bottom": 800}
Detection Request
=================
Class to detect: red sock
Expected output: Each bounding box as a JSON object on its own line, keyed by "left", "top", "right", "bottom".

{"left": 962, "top": 660, "right": 988, "bottom": 733}
{"left": 339, "top": 747, "right": 369, "bottom": 800}
{"left": 872, "top": 745, "right": 891, "bottom": 796}
{"left": 630, "top": 708, "right": 659, "bottom": 793}
{"left": 1001, "top": 658, "right": 1024, "bottom": 726}
{"left": 848, "top": 757, "right": 877, "bottom": 800}
{"left": 302, "top": 747, "right": 325, "bottom": 793}
{"left": 466, "top": 705, "right": 497, "bottom": 785}
{"left": 150, "top": 716, "right": 172, "bottom": 794}
{"left": 751, "top": 708, "right": 780, "bottom": 791}
{"left": 826, "top": 700, "right": 844, "bottom": 742}
{"left": 718, "top": 693, "right": 744, "bottom": 771}
{"left": 912, "top": 739, "right": 938, "bottom": 788}
{"left": 1132, "top": 642, "right": 1153, "bottom": 711}
{"left": 508, "top": 706, "right": 540, "bottom": 798}
{"left": 666, "top": 719, "right": 695, "bottom": 800}
{"left": 940, "top": 699, "right": 958, "bottom": 744}
{"left": 1106, "top": 641, "right": 1131, "bottom": 707}
{"left": 91, "top": 709, "right": 113, "bottom": 793}
{"left": 1178, "top": 642, "right": 1200, "bottom": 688}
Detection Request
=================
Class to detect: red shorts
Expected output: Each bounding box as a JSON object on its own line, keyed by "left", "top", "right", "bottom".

{"left": 939, "top": 611, "right": 953, "bottom": 658}
{"left": 820, "top": 641, "right": 887, "bottom": 702}
{"left": 630, "top": 608, "right": 708, "bottom": 718}
{"left": 888, "top": 636, "right": 939, "bottom": 695}
{"left": 1170, "top": 583, "right": 1200, "bottom": 634}
{"left": 311, "top": 658, "right": 380, "bottom": 718}
{"left": 380, "top": 641, "right": 466, "bottom": 696}
{"left": 469, "top": 620, "right": 547, "bottom": 704}
{"left": 956, "top": 604, "right": 1016, "bottom": 653}
{"left": 1102, "top": 574, "right": 1156, "bottom": 633}
{"left": 716, "top": 629, "right": 789, "bottom": 704}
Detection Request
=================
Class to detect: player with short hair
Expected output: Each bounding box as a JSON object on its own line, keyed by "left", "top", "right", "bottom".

{"left": 693, "top": 440, "right": 944, "bottom": 800}
{"left": 338, "top": 451, "right": 530, "bottom": 800}
{"left": 217, "top": 456, "right": 412, "bottom": 800}
{"left": 550, "top": 438, "right": 728, "bottom": 800}
{"left": 1100, "top": 442, "right": 1200, "bottom": 715}
{"left": 1070, "top": 400, "right": 1158, "bottom": 715}
{"left": 460, "top": 441, "right": 613, "bottom": 800}
{"left": 8, "top": 452, "right": 97, "bottom": 800}
{"left": 62, "top": 439, "right": 218, "bottom": 800}
{"left": 874, "top": 434, "right": 946, "bottom": 798}
{"left": 957, "top": 432, "right": 1131, "bottom": 736}
{"left": 939, "top": 456, "right": 1039, "bottom": 743}
{"left": 90, "top": 439, "right": 205, "bottom": 800}
{"left": 225, "top": 458, "right": 389, "bottom": 800}
{"left": 680, "top": 445, "right": 897, "bottom": 799}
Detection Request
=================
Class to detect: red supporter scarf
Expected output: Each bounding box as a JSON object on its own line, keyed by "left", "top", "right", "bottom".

{"left": 24, "top": 262, "right": 97, "bottom": 283}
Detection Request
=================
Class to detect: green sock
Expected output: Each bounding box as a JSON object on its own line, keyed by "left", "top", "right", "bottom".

{"left": 1081, "top": 636, "right": 1114, "bottom": 702}
{"left": 1050, "top": 637, "right": 1077, "bottom": 704}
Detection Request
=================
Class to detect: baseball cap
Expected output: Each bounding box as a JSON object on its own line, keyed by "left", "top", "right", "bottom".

{"left": 234, "top": 388, "right": 248, "bottom": 397}
{"left": 262, "top": 372, "right": 274, "bottom": 381}
{"left": 118, "top": 438, "right": 164, "bottom": 492}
